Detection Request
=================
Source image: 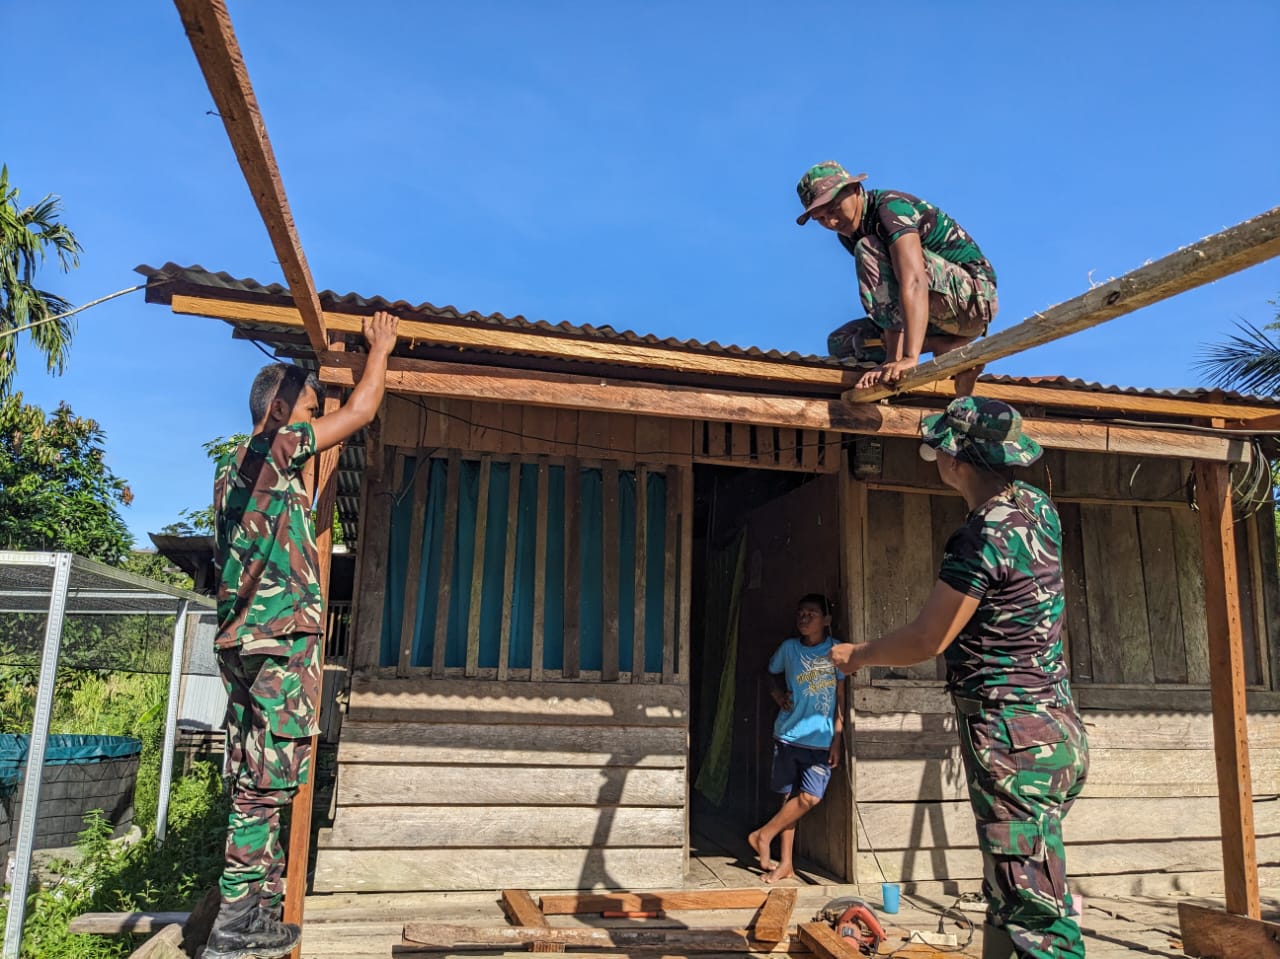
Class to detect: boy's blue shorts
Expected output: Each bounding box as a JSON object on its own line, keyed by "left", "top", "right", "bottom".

{"left": 770, "top": 740, "right": 832, "bottom": 799}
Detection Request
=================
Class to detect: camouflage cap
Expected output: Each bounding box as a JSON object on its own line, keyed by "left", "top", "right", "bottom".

{"left": 795, "top": 161, "right": 868, "bottom": 225}
{"left": 919, "top": 397, "right": 1043, "bottom": 468}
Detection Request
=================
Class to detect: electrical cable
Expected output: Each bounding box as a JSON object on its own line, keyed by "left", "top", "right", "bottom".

{"left": 0, "top": 279, "right": 171, "bottom": 341}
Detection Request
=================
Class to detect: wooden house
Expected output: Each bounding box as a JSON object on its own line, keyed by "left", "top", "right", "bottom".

{"left": 139, "top": 263, "right": 1280, "bottom": 901}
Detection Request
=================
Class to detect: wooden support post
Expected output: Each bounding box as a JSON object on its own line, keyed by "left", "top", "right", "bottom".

{"left": 632, "top": 465, "right": 649, "bottom": 681}
{"left": 432, "top": 450, "right": 462, "bottom": 677}
{"left": 1193, "top": 460, "right": 1261, "bottom": 919}
{"left": 531, "top": 459, "right": 549, "bottom": 681}
{"left": 465, "top": 455, "right": 492, "bottom": 677}
{"left": 601, "top": 462, "right": 621, "bottom": 682}
{"left": 282, "top": 384, "right": 342, "bottom": 950}
{"left": 497, "top": 458, "right": 521, "bottom": 682}
{"left": 170, "top": 1, "right": 329, "bottom": 353}
{"left": 662, "top": 467, "right": 678, "bottom": 683}
{"left": 397, "top": 456, "right": 430, "bottom": 675}
{"left": 563, "top": 457, "right": 581, "bottom": 678}
{"left": 847, "top": 205, "right": 1280, "bottom": 401}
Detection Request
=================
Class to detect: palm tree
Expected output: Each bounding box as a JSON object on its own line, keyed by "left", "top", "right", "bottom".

{"left": 1195, "top": 303, "right": 1280, "bottom": 397}
{"left": 0, "top": 165, "right": 82, "bottom": 392}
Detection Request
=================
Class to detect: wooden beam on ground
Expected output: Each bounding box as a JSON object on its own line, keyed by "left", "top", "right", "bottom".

{"left": 537, "top": 889, "right": 769, "bottom": 915}
{"left": 171, "top": 2, "right": 328, "bottom": 353}
{"left": 907, "top": 379, "right": 1280, "bottom": 421}
{"left": 499, "top": 890, "right": 563, "bottom": 953}
{"left": 401, "top": 923, "right": 798, "bottom": 953}
{"left": 69, "top": 912, "right": 189, "bottom": 935}
{"left": 1195, "top": 460, "right": 1261, "bottom": 919}
{"left": 753, "top": 888, "right": 798, "bottom": 943}
{"left": 171, "top": 294, "right": 855, "bottom": 388}
{"left": 127, "top": 924, "right": 184, "bottom": 959}
{"left": 797, "top": 921, "right": 864, "bottom": 959}
{"left": 846, "top": 205, "right": 1280, "bottom": 402}
{"left": 1178, "top": 902, "right": 1280, "bottom": 958}
{"left": 283, "top": 385, "right": 343, "bottom": 951}
{"left": 318, "top": 353, "right": 1253, "bottom": 463}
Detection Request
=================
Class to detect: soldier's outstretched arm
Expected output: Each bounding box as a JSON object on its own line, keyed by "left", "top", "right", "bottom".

{"left": 312, "top": 311, "right": 399, "bottom": 452}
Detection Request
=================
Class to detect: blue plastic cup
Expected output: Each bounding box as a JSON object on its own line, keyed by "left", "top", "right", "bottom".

{"left": 881, "top": 882, "right": 901, "bottom": 914}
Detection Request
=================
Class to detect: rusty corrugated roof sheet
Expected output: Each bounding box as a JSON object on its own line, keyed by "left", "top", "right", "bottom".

{"left": 136, "top": 262, "right": 1280, "bottom": 406}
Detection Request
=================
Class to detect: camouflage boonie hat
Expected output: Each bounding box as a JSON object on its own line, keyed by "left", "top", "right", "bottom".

{"left": 919, "top": 397, "right": 1043, "bottom": 468}
{"left": 795, "top": 161, "right": 867, "bottom": 225}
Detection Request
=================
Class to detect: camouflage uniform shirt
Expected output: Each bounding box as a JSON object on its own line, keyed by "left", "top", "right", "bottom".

{"left": 938, "top": 480, "right": 1069, "bottom": 704}
{"left": 213, "top": 423, "right": 323, "bottom": 655}
{"left": 838, "top": 189, "right": 997, "bottom": 287}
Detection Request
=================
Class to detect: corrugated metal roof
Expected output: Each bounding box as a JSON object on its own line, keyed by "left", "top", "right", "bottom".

{"left": 136, "top": 262, "right": 1280, "bottom": 406}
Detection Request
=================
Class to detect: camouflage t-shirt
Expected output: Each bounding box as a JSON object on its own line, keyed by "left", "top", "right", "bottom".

{"left": 937, "top": 481, "right": 1069, "bottom": 704}
{"left": 838, "top": 189, "right": 997, "bottom": 286}
{"left": 213, "top": 423, "right": 323, "bottom": 655}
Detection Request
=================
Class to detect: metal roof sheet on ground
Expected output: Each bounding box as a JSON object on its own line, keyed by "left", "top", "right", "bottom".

{"left": 136, "top": 262, "right": 1280, "bottom": 407}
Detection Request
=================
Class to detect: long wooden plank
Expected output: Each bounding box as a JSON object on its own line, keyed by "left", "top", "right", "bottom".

{"left": 531, "top": 459, "right": 550, "bottom": 681}
{"left": 315, "top": 354, "right": 1252, "bottom": 462}
{"left": 69, "top": 912, "right": 189, "bottom": 935}
{"left": 351, "top": 446, "right": 393, "bottom": 670}
{"left": 498, "top": 459, "right": 521, "bottom": 681}
{"left": 128, "top": 923, "right": 184, "bottom": 959}
{"left": 337, "top": 764, "right": 683, "bottom": 807}
{"left": 323, "top": 805, "right": 683, "bottom": 848}
{"left": 399, "top": 457, "right": 431, "bottom": 675}
{"left": 632, "top": 466, "right": 649, "bottom": 681}
{"left": 563, "top": 456, "right": 581, "bottom": 678}
{"left": 337, "top": 720, "right": 685, "bottom": 766}
{"left": 170, "top": 4, "right": 327, "bottom": 351}
{"left": 797, "top": 922, "right": 861, "bottom": 959}
{"left": 1195, "top": 460, "right": 1260, "bottom": 919}
{"left": 402, "top": 923, "right": 794, "bottom": 953}
{"left": 1178, "top": 902, "right": 1280, "bottom": 959}
{"left": 500, "top": 889, "right": 550, "bottom": 928}
{"left": 537, "top": 890, "right": 769, "bottom": 915}
{"left": 464, "top": 455, "right": 492, "bottom": 677}
{"left": 846, "top": 205, "right": 1280, "bottom": 400}
{"left": 432, "top": 451, "right": 462, "bottom": 677}
{"left": 908, "top": 379, "right": 1280, "bottom": 421}
{"left": 1138, "top": 507, "right": 1189, "bottom": 683}
{"left": 753, "top": 888, "right": 798, "bottom": 943}
{"left": 602, "top": 462, "right": 621, "bottom": 681}
{"left": 345, "top": 675, "right": 688, "bottom": 724}
{"left": 315, "top": 848, "right": 684, "bottom": 895}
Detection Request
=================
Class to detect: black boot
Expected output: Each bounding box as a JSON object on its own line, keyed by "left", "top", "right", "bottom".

{"left": 204, "top": 897, "right": 301, "bottom": 959}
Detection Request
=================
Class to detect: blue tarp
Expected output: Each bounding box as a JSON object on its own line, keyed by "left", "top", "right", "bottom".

{"left": 381, "top": 458, "right": 668, "bottom": 671}
{"left": 0, "top": 734, "right": 142, "bottom": 766}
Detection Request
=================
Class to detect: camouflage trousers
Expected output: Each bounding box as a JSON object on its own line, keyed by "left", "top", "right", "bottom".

{"left": 828, "top": 235, "right": 997, "bottom": 359}
{"left": 954, "top": 696, "right": 1089, "bottom": 959}
{"left": 217, "top": 634, "right": 321, "bottom": 908}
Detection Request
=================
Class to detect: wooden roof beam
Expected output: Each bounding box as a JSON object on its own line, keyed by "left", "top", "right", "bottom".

{"left": 318, "top": 352, "right": 1253, "bottom": 462}
{"left": 172, "top": 0, "right": 328, "bottom": 353}
{"left": 846, "top": 205, "right": 1280, "bottom": 403}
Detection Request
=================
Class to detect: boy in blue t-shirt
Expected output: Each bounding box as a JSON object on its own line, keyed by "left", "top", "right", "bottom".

{"left": 747, "top": 593, "right": 846, "bottom": 883}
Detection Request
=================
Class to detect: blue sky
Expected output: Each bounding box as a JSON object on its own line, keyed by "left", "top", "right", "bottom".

{"left": 6, "top": 1, "right": 1279, "bottom": 544}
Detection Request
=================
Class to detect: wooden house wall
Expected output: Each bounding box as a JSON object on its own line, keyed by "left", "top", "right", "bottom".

{"left": 845, "top": 438, "right": 1280, "bottom": 894}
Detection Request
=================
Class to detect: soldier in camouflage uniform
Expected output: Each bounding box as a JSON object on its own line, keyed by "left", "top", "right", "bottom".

{"left": 205, "top": 311, "right": 399, "bottom": 959}
{"left": 795, "top": 162, "right": 998, "bottom": 396}
{"left": 829, "top": 397, "right": 1089, "bottom": 959}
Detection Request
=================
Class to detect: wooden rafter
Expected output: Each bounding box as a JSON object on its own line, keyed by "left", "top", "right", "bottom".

{"left": 317, "top": 352, "right": 1253, "bottom": 462}
{"left": 845, "top": 205, "right": 1280, "bottom": 402}
{"left": 172, "top": 0, "right": 328, "bottom": 352}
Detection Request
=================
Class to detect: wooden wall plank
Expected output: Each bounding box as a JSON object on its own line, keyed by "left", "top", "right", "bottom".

{"left": 563, "top": 457, "right": 582, "bottom": 679}
{"left": 338, "top": 721, "right": 686, "bottom": 766}
{"left": 346, "top": 676, "right": 688, "bottom": 725}
{"left": 608, "top": 414, "right": 637, "bottom": 469}
{"left": 667, "top": 418, "right": 694, "bottom": 466}
{"left": 522, "top": 407, "right": 557, "bottom": 454}
{"left": 632, "top": 465, "right": 649, "bottom": 682}
{"left": 338, "top": 765, "right": 685, "bottom": 807}
{"left": 325, "top": 805, "right": 683, "bottom": 849}
{"left": 464, "top": 455, "right": 492, "bottom": 678}
{"left": 663, "top": 467, "right": 678, "bottom": 683}
{"left": 553, "top": 408, "right": 578, "bottom": 457}
{"left": 707, "top": 422, "right": 727, "bottom": 458}
{"left": 634, "top": 416, "right": 667, "bottom": 464}
{"left": 314, "top": 847, "right": 683, "bottom": 893}
{"left": 601, "top": 462, "right": 621, "bottom": 682}
{"left": 531, "top": 458, "right": 550, "bottom": 681}
{"left": 398, "top": 456, "right": 431, "bottom": 676}
{"left": 1253, "top": 507, "right": 1280, "bottom": 692}
{"left": 578, "top": 411, "right": 609, "bottom": 461}
{"left": 468, "top": 401, "right": 503, "bottom": 451}
{"left": 1138, "top": 508, "right": 1189, "bottom": 684}
{"left": 432, "top": 451, "right": 462, "bottom": 677}
{"left": 800, "top": 430, "right": 820, "bottom": 472}
{"left": 756, "top": 425, "right": 777, "bottom": 467}
{"left": 901, "top": 492, "right": 940, "bottom": 680}
{"left": 352, "top": 446, "right": 393, "bottom": 671}
{"left": 498, "top": 459, "right": 521, "bottom": 681}
{"left": 444, "top": 399, "right": 473, "bottom": 450}
{"left": 1057, "top": 502, "right": 1093, "bottom": 682}
{"left": 1235, "top": 519, "right": 1264, "bottom": 686}
{"left": 500, "top": 403, "right": 523, "bottom": 455}
{"left": 731, "top": 422, "right": 752, "bottom": 465}
{"left": 1173, "top": 505, "right": 1212, "bottom": 684}
{"left": 1081, "top": 504, "right": 1154, "bottom": 683}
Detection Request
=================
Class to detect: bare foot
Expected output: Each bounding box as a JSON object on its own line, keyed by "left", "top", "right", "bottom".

{"left": 747, "top": 829, "right": 776, "bottom": 871}
{"left": 953, "top": 364, "right": 983, "bottom": 396}
{"left": 763, "top": 863, "right": 796, "bottom": 884}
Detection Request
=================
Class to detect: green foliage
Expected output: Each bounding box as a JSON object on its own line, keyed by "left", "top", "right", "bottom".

{"left": 0, "top": 671, "right": 229, "bottom": 958}
{"left": 0, "top": 166, "right": 82, "bottom": 391}
{"left": 118, "top": 551, "right": 194, "bottom": 591}
{"left": 0, "top": 393, "right": 133, "bottom": 562}
{"left": 1196, "top": 295, "right": 1280, "bottom": 397}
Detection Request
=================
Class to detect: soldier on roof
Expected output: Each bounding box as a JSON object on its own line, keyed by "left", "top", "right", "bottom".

{"left": 795, "top": 162, "right": 998, "bottom": 395}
